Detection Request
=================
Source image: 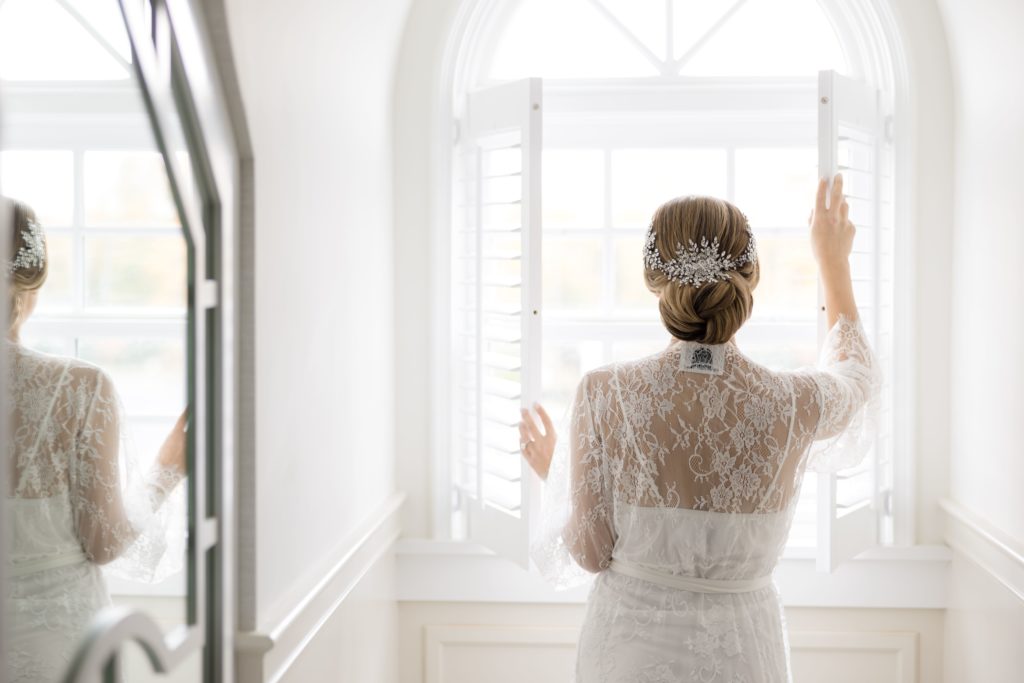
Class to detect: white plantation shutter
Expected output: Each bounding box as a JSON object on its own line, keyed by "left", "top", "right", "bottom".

{"left": 816, "top": 70, "right": 895, "bottom": 572}
{"left": 451, "top": 78, "right": 543, "bottom": 567}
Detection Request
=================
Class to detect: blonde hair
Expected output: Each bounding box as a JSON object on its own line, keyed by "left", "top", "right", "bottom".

{"left": 644, "top": 196, "right": 759, "bottom": 344}
{"left": 6, "top": 198, "right": 48, "bottom": 332}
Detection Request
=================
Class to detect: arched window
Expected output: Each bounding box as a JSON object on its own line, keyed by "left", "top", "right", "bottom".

{"left": 445, "top": 0, "right": 900, "bottom": 570}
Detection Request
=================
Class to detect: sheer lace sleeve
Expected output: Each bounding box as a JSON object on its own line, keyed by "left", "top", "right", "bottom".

{"left": 69, "top": 367, "right": 186, "bottom": 582}
{"left": 801, "top": 314, "right": 882, "bottom": 472}
{"left": 531, "top": 372, "right": 616, "bottom": 588}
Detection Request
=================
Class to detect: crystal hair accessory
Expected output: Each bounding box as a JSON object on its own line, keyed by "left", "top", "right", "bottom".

{"left": 643, "top": 221, "right": 757, "bottom": 287}
{"left": 7, "top": 217, "right": 46, "bottom": 276}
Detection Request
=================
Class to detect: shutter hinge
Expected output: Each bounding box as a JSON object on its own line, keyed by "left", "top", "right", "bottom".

{"left": 880, "top": 488, "right": 893, "bottom": 517}
{"left": 452, "top": 118, "right": 462, "bottom": 145}
{"left": 884, "top": 115, "right": 894, "bottom": 142}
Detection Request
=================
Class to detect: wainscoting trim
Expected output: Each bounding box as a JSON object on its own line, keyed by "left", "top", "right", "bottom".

{"left": 423, "top": 625, "right": 919, "bottom": 683}
{"left": 941, "top": 497, "right": 1024, "bottom": 602}
{"left": 789, "top": 630, "right": 919, "bottom": 683}
{"left": 236, "top": 492, "right": 405, "bottom": 682}
{"left": 397, "top": 540, "right": 950, "bottom": 608}
{"left": 424, "top": 625, "right": 579, "bottom": 683}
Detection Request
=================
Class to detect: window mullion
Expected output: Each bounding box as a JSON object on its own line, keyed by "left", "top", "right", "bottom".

{"left": 603, "top": 146, "right": 615, "bottom": 364}
{"left": 585, "top": 0, "right": 668, "bottom": 75}
{"left": 73, "top": 147, "right": 86, "bottom": 326}
{"left": 726, "top": 147, "right": 736, "bottom": 203}
{"left": 673, "top": 0, "right": 750, "bottom": 73}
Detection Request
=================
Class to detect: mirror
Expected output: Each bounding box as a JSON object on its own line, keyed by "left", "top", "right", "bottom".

{"left": 1, "top": 1, "right": 199, "bottom": 680}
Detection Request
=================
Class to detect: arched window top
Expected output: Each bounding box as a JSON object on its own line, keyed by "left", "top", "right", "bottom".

{"left": 485, "top": 0, "right": 850, "bottom": 82}
{"left": 0, "top": 0, "right": 132, "bottom": 81}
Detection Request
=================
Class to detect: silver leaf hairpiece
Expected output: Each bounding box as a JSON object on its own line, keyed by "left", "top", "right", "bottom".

{"left": 643, "top": 221, "right": 757, "bottom": 287}
{"left": 7, "top": 217, "right": 46, "bottom": 276}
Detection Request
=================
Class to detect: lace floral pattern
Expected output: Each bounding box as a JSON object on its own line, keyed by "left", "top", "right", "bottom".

{"left": 5, "top": 343, "right": 186, "bottom": 683}
{"left": 533, "top": 315, "right": 878, "bottom": 682}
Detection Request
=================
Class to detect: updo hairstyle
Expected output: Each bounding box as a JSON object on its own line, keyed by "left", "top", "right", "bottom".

{"left": 643, "top": 196, "right": 759, "bottom": 345}
{"left": 5, "top": 198, "right": 48, "bottom": 331}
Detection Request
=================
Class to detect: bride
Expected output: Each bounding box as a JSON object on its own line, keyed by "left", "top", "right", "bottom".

{"left": 520, "top": 175, "right": 878, "bottom": 682}
{"left": 4, "top": 198, "right": 188, "bottom": 683}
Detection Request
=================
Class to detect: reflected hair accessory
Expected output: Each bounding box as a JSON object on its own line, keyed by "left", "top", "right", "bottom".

{"left": 7, "top": 217, "right": 46, "bottom": 276}
{"left": 643, "top": 220, "right": 757, "bottom": 287}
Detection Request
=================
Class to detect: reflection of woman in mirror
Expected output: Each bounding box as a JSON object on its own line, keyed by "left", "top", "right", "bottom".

{"left": 521, "top": 177, "right": 879, "bottom": 682}
{"left": 4, "top": 198, "right": 188, "bottom": 683}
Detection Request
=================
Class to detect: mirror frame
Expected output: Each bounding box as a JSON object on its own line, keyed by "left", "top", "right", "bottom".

{"left": 53, "top": 0, "right": 240, "bottom": 680}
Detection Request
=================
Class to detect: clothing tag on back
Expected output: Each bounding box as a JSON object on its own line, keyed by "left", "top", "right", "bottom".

{"left": 679, "top": 342, "right": 726, "bottom": 375}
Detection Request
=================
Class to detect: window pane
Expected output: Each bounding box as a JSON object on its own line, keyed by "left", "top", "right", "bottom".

{"left": 679, "top": 0, "right": 848, "bottom": 77}
{"left": 0, "top": 0, "right": 129, "bottom": 81}
{"left": 14, "top": 332, "right": 73, "bottom": 358}
{"left": 611, "top": 149, "right": 728, "bottom": 228}
{"left": 78, "top": 337, "right": 186, "bottom": 416}
{"left": 34, "top": 233, "right": 73, "bottom": 311}
{"left": 613, "top": 235, "right": 658, "bottom": 313}
{"left": 488, "top": 0, "right": 659, "bottom": 79}
{"left": 595, "top": 0, "right": 666, "bottom": 59}
{"left": 735, "top": 321, "right": 817, "bottom": 369}
{"left": 543, "top": 237, "right": 603, "bottom": 310}
{"left": 734, "top": 148, "right": 817, "bottom": 228}
{"left": 84, "top": 151, "right": 180, "bottom": 227}
{"left": 64, "top": 0, "right": 132, "bottom": 64}
{"left": 127, "top": 418, "right": 180, "bottom": 470}
{"left": 611, "top": 338, "right": 668, "bottom": 363}
{"left": 0, "top": 150, "right": 74, "bottom": 226}
{"left": 749, "top": 234, "right": 818, "bottom": 319}
{"left": 543, "top": 149, "right": 604, "bottom": 230}
{"left": 84, "top": 235, "right": 186, "bottom": 310}
{"left": 672, "top": 0, "right": 741, "bottom": 61}
{"left": 541, "top": 340, "right": 603, "bottom": 417}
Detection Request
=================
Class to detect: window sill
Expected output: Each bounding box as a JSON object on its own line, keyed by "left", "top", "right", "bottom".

{"left": 395, "top": 540, "right": 950, "bottom": 609}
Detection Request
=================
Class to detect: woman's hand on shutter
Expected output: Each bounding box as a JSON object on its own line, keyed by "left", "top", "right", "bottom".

{"left": 519, "top": 403, "right": 556, "bottom": 481}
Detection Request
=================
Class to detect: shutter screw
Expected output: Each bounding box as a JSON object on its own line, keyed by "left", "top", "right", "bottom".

{"left": 532, "top": 103, "right": 540, "bottom": 111}
{"left": 820, "top": 96, "right": 830, "bottom": 104}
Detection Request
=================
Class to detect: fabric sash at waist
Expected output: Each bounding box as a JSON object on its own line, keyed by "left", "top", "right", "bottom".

{"left": 8, "top": 551, "right": 89, "bottom": 578}
{"left": 607, "top": 559, "right": 772, "bottom": 594}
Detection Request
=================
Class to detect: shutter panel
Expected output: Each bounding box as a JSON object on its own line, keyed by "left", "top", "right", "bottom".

{"left": 816, "top": 70, "right": 893, "bottom": 572}
{"left": 451, "top": 78, "right": 542, "bottom": 567}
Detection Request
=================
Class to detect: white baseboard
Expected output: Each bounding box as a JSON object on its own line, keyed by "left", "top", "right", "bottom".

{"left": 941, "top": 498, "right": 1024, "bottom": 602}
{"left": 236, "top": 492, "right": 405, "bottom": 683}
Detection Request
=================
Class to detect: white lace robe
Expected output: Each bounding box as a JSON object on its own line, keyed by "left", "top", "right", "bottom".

{"left": 4, "top": 343, "right": 185, "bottom": 683}
{"left": 533, "top": 316, "right": 879, "bottom": 683}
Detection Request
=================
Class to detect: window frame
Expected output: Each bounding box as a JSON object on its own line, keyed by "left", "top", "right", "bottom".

{"left": 434, "top": 0, "right": 917, "bottom": 555}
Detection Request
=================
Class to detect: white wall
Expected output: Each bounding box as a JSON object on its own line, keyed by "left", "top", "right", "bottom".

{"left": 937, "top": 0, "right": 1024, "bottom": 546}
{"left": 392, "top": 0, "right": 462, "bottom": 539}
{"left": 223, "top": 0, "right": 411, "bottom": 674}
{"left": 886, "top": 0, "right": 955, "bottom": 547}
{"left": 934, "top": 0, "right": 1024, "bottom": 678}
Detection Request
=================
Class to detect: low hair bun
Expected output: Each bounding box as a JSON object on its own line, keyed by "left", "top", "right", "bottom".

{"left": 644, "top": 196, "right": 760, "bottom": 344}
{"left": 5, "top": 198, "right": 48, "bottom": 331}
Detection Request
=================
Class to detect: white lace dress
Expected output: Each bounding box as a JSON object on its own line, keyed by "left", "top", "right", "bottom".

{"left": 4, "top": 343, "right": 184, "bottom": 683}
{"left": 533, "top": 316, "right": 879, "bottom": 683}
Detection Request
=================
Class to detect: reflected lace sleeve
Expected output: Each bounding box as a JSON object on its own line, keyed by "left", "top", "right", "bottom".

{"left": 70, "top": 368, "right": 186, "bottom": 582}
{"left": 803, "top": 314, "right": 882, "bottom": 472}
{"left": 531, "top": 373, "right": 615, "bottom": 588}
